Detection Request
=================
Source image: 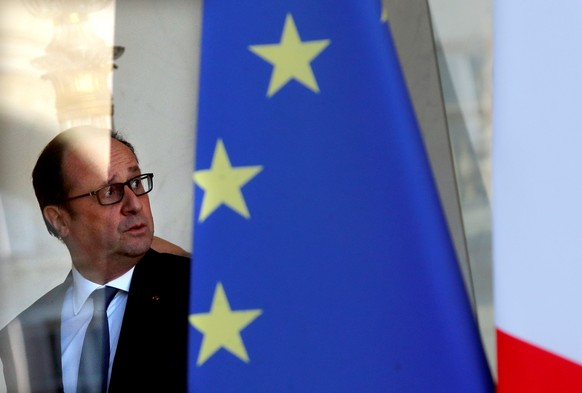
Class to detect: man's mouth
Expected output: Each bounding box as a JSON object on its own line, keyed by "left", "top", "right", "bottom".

{"left": 125, "top": 222, "right": 147, "bottom": 233}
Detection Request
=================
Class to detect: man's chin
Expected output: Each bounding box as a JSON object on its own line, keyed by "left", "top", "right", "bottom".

{"left": 119, "top": 237, "right": 153, "bottom": 258}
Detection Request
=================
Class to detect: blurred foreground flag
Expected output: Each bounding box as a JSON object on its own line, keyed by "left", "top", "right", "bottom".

{"left": 494, "top": 1, "right": 582, "bottom": 391}
{"left": 189, "top": 1, "right": 493, "bottom": 391}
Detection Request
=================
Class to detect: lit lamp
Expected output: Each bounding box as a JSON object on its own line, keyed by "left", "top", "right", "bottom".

{"left": 24, "top": 0, "right": 123, "bottom": 130}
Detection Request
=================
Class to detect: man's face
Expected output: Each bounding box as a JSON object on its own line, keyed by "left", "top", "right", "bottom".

{"left": 60, "top": 137, "right": 154, "bottom": 277}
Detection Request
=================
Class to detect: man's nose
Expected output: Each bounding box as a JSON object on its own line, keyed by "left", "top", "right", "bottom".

{"left": 121, "top": 184, "right": 143, "bottom": 213}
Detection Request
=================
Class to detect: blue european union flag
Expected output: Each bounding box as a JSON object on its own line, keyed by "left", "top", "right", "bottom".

{"left": 189, "top": 1, "right": 493, "bottom": 392}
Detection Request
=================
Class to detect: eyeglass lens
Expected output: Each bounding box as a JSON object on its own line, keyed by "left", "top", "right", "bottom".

{"left": 97, "top": 174, "right": 153, "bottom": 205}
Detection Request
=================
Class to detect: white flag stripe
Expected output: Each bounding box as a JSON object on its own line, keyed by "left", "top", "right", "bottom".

{"left": 494, "top": 0, "right": 582, "bottom": 365}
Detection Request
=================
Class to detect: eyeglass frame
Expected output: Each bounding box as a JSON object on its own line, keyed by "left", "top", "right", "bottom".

{"left": 64, "top": 173, "right": 154, "bottom": 206}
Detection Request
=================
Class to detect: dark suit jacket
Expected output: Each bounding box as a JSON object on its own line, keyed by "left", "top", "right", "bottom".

{"left": 0, "top": 249, "right": 191, "bottom": 393}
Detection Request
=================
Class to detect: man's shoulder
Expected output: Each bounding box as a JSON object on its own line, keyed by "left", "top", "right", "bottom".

{"left": 2, "top": 279, "right": 70, "bottom": 322}
{"left": 1, "top": 278, "right": 69, "bottom": 332}
{"left": 140, "top": 248, "right": 191, "bottom": 272}
{"left": 130, "top": 248, "right": 191, "bottom": 292}
{"left": 0, "top": 279, "right": 69, "bottom": 392}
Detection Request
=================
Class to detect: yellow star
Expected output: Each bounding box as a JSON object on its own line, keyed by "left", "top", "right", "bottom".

{"left": 249, "top": 13, "right": 330, "bottom": 97}
{"left": 189, "top": 282, "right": 263, "bottom": 366}
{"left": 194, "top": 139, "right": 263, "bottom": 222}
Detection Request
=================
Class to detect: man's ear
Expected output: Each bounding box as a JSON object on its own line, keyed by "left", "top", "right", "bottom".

{"left": 43, "top": 205, "right": 70, "bottom": 238}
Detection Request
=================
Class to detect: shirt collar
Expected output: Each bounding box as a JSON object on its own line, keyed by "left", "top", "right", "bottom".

{"left": 72, "top": 265, "right": 135, "bottom": 315}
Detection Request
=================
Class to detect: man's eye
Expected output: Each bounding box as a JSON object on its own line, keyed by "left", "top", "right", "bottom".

{"left": 104, "top": 186, "right": 115, "bottom": 197}
{"left": 131, "top": 178, "right": 142, "bottom": 189}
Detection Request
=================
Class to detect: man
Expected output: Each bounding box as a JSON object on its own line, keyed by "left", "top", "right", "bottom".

{"left": 0, "top": 126, "right": 190, "bottom": 392}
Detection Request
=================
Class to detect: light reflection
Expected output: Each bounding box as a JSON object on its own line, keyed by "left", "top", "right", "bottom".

{"left": 1, "top": 0, "right": 116, "bottom": 131}
{"left": 0, "top": 0, "right": 117, "bottom": 351}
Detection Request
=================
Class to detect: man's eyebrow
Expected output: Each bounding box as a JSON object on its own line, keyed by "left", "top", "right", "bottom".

{"left": 128, "top": 165, "right": 141, "bottom": 174}
{"left": 105, "top": 166, "right": 142, "bottom": 184}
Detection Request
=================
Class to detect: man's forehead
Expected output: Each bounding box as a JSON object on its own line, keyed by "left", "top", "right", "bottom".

{"left": 63, "top": 131, "right": 111, "bottom": 180}
{"left": 63, "top": 135, "right": 139, "bottom": 182}
{"left": 109, "top": 139, "right": 140, "bottom": 175}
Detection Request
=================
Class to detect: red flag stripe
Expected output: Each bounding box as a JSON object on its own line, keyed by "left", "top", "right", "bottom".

{"left": 497, "top": 329, "right": 582, "bottom": 392}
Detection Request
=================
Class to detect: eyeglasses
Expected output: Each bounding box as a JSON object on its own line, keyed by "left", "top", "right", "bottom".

{"left": 65, "top": 173, "right": 154, "bottom": 206}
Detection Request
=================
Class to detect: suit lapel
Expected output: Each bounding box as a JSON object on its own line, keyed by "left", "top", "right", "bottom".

{"left": 108, "top": 249, "right": 189, "bottom": 392}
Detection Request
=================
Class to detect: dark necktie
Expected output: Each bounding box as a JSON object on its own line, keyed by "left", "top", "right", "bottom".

{"left": 77, "top": 286, "right": 119, "bottom": 393}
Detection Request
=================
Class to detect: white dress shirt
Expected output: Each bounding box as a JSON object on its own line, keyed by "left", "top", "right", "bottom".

{"left": 60, "top": 266, "right": 134, "bottom": 393}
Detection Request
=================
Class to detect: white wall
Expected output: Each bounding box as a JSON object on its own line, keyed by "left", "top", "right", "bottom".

{"left": 112, "top": 0, "right": 201, "bottom": 252}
